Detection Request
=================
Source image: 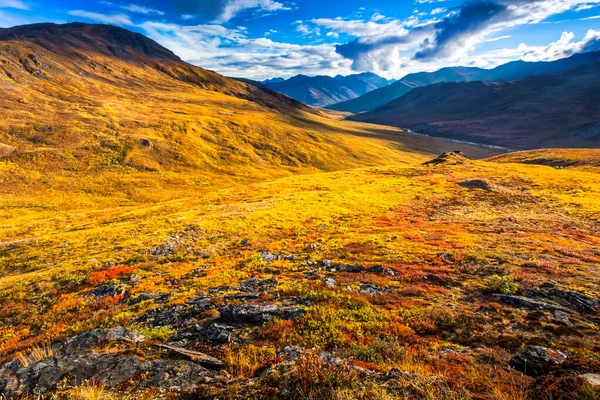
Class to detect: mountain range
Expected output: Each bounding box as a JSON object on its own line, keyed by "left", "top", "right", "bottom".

{"left": 329, "top": 50, "right": 600, "bottom": 113}
{"left": 261, "top": 72, "right": 395, "bottom": 107}
{"left": 350, "top": 61, "right": 600, "bottom": 149}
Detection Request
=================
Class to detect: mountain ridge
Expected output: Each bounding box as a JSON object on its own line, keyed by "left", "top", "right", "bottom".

{"left": 261, "top": 71, "right": 394, "bottom": 107}
{"left": 330, "top": 50, "right": 600, "bottom": 113}
{"left": 350, "top": 61, "right": 600, "bottom": 149}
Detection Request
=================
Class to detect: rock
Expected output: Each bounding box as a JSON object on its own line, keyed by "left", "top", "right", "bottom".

{"left": 140, "top": 138, "right": 151, "bottom": 147}
{"left": 158, "top": 344, "right": 224, "bottom": 369}
{"left": 170, "top": 323, "right": 239, "bottom": 346}
{"left": 337, "top": 265, "right": 365, "bottom": 273}
{"left": 87, "top": 284, "right": 128, "bottom": 300}
{"left": 581, "top": 373, "right": 600, "bottom": 387}
{"left": 359, "top": 283, "right": 382, "bottom": 296}
{"left": 240, "top": 238, "right": 250, "bottom": 246}
{"left": 553, "top": 310, "right": 572, "bottom": 326}
{"left": 218, "top": 304, "right": 304, "bottom": 324}
{"left": 424, "top": 152, "right": 471, "bottom": 166}
{"left": 239, "top": 277, "right": 259, "bottom": 292}
{"left": 0, "top": 351, "right": 216, "bottom": 398}
{"left": 105, "top": 326, "right": 145, "bottom": 343}
{"left": 325, "top": 277, "right": 336, "bottom": 288}
{"left": 237, "top": 277, "right": 279, "bottom": 293}
{"left": 135, "top": 298, "right": 211, "bottom": 327}
{"left": 458, "top": 179, "right": 498, "bottom": 191}
{"left": 130, "top": 292, "right": 171, "bottom": 305}
{"left": 422, "top": 274, "right": 450, "bottom": 285}
{"left": 322, "top": 260, "right": 332, "bottom": 268}
{"left": 533, "top": 284, "right": 599, "bottom": 314}
{"left": 509, "top": 345, "right": 568, "bottom": 377}
{"left": 258, "top": 278, "right": 279, "bottom": 291}
{"left": 367, "top": 265, "right": 385, "bottom": 274}
{"left": 494, "top": 294, "right": 571, "bottom": 313}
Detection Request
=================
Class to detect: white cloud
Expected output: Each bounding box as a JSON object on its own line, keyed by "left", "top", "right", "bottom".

{"left": 138, "top": 21, "right": 352, "bottom": 80}
{"left": 0, "top": 0, "right": 28, "bottom": 10}
{"left": 67, "top": 10, "right": 133, "bottom": 26}
{"left": 120, "top": 4, "right": 164, "bottom": 15}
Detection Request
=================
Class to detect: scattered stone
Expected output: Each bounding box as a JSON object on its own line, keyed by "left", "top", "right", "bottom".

{"left": 87, "top": 284, "right": 128, "bottom": 300}
{"left": 140, "top": 138, "right": 151, "bottom": 147}
{"left": 337, "top": 264, "right": 365, "bottom": 273}
{"left": 105, "top": 326, "right": 145, "bottom": 343}
{"left": 158, "top": 344, "right": 224, "bottom": 369}
{"left": 260, "top": 252, "right": 294, "bottom": 263}
{"left": 322, "top": 259, "right": 332, "bottom": 268}
{"left": 239, "top": 277, "right": 259, "bottom": 292}
{"left": 325, "top": 277, "right": 336, "bottom": 288}
{"left": 135, "top": 298, "right": 211, "bottom": 327}
{"left": 219, "top": 304, "right": 304, "bottom": 324}
{"left": 509, "top": 345, "right": 568, "bottom": 377}
{"left": 359, "top": 283, "right": 383, "bottom": 296}
{"left": 240, "top": 238, "right": 250, "bottom": 246}
{"left": 367, "top": 265, "right": 385, "bottom": 274}
{"left": 581, "top": 373, "right": 600, "bottom": 387}
{"left": 130, "top": 292, "right": 171, "bottom": 305}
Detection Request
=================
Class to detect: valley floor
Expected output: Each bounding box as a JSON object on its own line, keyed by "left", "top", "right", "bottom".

{"left": 1, "top": 151, "right": 600, "bottom": 399}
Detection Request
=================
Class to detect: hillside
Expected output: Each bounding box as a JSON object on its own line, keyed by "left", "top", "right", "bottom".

{"left": 330, "top": 50, "right": 600, "bottom": 113}
{"left": 0, "top": 23, "right": 495, "bottom": 209}
{"left": 350, "top": 62, "right": 600, "bottom": 149}
{"left": 262, "top": 72, "right": 394, "bottom": 107}
{"left": 1, "top": 149, "right": 600, "bottom": 399}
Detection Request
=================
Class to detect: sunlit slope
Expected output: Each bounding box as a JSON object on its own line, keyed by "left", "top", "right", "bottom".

{"left": 489, "top": 148, "right": 600, "bottom": 169}
{"left": 0, "top": 23, "right": 497, "bottom": 209}
{"left": 0, "top": 154, "right": 599, "bottom": 399}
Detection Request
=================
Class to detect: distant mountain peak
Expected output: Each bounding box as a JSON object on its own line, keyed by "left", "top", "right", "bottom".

{"left": 260, "top": 72, "right": 394, "bottom": 107}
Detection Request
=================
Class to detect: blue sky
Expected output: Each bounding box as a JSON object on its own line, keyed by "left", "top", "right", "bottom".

{"left": 1, "top": 0, "right": 599, "bottom": 80}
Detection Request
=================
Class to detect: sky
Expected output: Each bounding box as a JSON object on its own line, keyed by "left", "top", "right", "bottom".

{"left": 0, "top": 0, "right": 599, "bottom": 80}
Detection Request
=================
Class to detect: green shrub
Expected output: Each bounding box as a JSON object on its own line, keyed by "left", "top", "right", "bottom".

{"left": 485, "top": 274, "right": 518, "bottom": 295}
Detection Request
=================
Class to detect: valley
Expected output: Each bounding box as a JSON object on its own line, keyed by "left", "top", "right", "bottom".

{"left": 0, "top": 21, "right": 598, "bottom": 400}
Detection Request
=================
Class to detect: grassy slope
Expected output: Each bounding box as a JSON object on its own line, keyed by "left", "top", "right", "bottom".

{"left": 1, "top": 151, "right": 599, "bottom": 398}
{"left": 0, "top": 35, "right": 495, "bottom": 212}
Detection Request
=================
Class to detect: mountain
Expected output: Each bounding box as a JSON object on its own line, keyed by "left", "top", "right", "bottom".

{"left": 263, "top": 77, "right": 285, "bottom": 84}
{"left": 261, "top": 72, "right": 395, "bottom": 107}
{"left": 350, "top": 62, "right": 600, "bottom": 149}
{"left": 330, "top": 50, "right": 600, "bottom": 113}
{"left": 0, "top": 23, "right": 493, "bottom": 204}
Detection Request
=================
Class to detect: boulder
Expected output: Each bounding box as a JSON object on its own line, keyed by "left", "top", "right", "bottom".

{"left": 219, "top": 304, "right": 304, "bottom": 324}
{"left": 509, "top": 345, "right": 568, "bottom": 377}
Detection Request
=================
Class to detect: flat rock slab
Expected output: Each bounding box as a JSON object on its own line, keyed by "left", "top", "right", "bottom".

{"left": 159, "top": 344, "right": 224, "bottom": 369}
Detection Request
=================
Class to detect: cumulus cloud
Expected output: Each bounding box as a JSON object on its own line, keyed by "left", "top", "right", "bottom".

{"left": 139, "top": 21, "right": 351, "bottom": 80}
{"left": 320, "top": 0, "right": 600, "bottom": 73}
{"left": 520, "top": 29, "right": 600, "bottom": 60}
{"left": 172, "top": 0, "right": 292, "bottom": 23}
